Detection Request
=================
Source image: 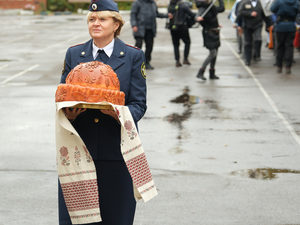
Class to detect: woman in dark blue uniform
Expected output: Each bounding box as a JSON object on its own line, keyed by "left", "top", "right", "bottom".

{"left": 58, "top": 0, "right": 147, "bottom": 224}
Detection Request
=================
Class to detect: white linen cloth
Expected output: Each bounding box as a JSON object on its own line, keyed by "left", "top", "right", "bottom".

{"left": 56, "top": 101, "right": 158, "bottom": 224}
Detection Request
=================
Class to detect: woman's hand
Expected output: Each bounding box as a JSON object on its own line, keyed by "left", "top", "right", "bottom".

{"left": 168, "top": 13, "right": 173, "bottom": 19}
{"left": 100, "top": 109, "right": 119, "bottom": 121}
{"left": 132, "top": 26, "right": 138, "bottom": 33}
{"left": 251, "top": 11, "right": 257, "bottom": 17}
{"left": 63, "top": 108, "right": 86, "bottom": 121}
{"left": 196, "top": 16, "right": 204, "bottom": 22}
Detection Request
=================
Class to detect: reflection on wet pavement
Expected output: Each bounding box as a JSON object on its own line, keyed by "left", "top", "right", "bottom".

{"left": 165, "top": 86, "right": 194, "bottom": 130}
{"left": 204, "top": 99, "right": 223, "bottom": 111}
{"left": 231, "top": 168, "right": 300, "bottom": 180}
{"left": 165, "top": 86, "right": 196, "bottom": 154}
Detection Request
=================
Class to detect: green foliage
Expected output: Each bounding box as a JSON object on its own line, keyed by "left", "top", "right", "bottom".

{"left": 46, "top": 0, "right": 234, "bottom": 12}
{"left": 117, "top": 2, "right": 133, "bottom": 10}
{"left": 47, "top": 0, "right": 89, "bottom": 12}
{"left": 46, "top": 0, "right": 133, "bottom": 12}
{"left": 224, "top": 0, "right": 236, "bottom": 10}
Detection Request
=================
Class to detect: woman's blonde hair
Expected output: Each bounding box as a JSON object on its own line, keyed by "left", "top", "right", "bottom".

{"left": 87, "top": 11, "right": 124, "bottom": 37}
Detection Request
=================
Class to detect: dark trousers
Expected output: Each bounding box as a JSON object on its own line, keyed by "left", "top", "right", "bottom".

{"left": 243, "top": 26, "right": 262, "bottom": 63}
{"left": 201, "top": 49, "right": 218, "bottom": 70}
{"left": 275, "top": 31, "right": 295, "bottom": 68}
{"left": 135, "top": 29, "right": 154, "bottom": 63}
{"left": 59, "top": 160, "right": 136, "bottom": 225}
{"left": 236, "top": 28, "right": 243, "bottom": 54}
{"left": 170, "top": 28, "right": 191, "bottom": 61}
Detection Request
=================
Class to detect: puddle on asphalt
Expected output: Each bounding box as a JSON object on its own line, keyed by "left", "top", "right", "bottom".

{"left": 165, "top": 109, "right": 192, "bottom": 130}
{"left": 204, "top": 99, "right": 221, "bottom": 111}
{"left": 293, "top": 122, "right": 300, "bottom": 135}
{"left": 166, "top": 86, "right": 196, "bottom": 130}
{"left": 231, "top": 168, "right": 300, "bottom": 180}
{"left": 165, "top": 86, "right": 197, "bottom": 153}
{"left": 170, "top": 86, "right": 200, "bottom": 105}
{"left": 169, "top": 146, "right": 184, "bottom": 154}
{"left": 66, "top": 18, "right": 84, "bottom": 21}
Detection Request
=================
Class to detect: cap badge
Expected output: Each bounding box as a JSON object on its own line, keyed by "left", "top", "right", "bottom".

{"left": 92, "top": 3, "right": 97, "bottom": 11}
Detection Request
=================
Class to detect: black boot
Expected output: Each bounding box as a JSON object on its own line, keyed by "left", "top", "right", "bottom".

{"left": 176, "top": 61, "right": 182, "bottom": 67}
{"left": 145, "top": 62, "right": 154, "bottom": 70}
{"left": 183, "top": 59, "right": 191, "bottom": 65}
{"left": 196, "top": 68, "right": 206, "bottom": 80}
{"left": 253, "top": 41, "right": 262, "bottom": 61}
{"left": 286, "top": 67, "right": 291, "bottom": 74}
{"left": 209, "top": 68, "right": 219, "bottom": 79}
{"left": 277, "top": 67, "right": 282, "bottom": 73}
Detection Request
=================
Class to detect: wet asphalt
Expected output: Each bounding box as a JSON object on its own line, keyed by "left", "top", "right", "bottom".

{"left": 0, "top": 9, "right": 300, "bottom": 225}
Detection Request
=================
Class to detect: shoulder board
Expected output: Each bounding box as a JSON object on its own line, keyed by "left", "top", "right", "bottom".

{"left": 126, "top": 44, "right": 140, "bottom": 50}
{"left": 70, "top": 43, "right": 84, "bottom": 48}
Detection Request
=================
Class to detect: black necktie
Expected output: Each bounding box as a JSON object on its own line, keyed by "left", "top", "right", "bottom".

{"left": 97, "top": 49, "right": 109, "bottom": 64}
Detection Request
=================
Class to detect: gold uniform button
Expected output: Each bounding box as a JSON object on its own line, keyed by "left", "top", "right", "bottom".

{"left": 94, "top": 118, "right": 99, "bottom": 123}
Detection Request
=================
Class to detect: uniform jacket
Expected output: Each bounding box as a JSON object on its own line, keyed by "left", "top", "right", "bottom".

{"left": 196, "top": 0, "right": 225, "bottom": 49}
{"left": 168, "top": 0, "right": 196, "bottom": 29}
{"left": 60, "top": 38, "right": 147, "bottom": 160}
{"left": 238, "top": 0, "right": 269, "bottom": 29}
{"left": 196, "top": 0, "right": 225, "bottom": 30}
{"left": 271, "top": 0, "right": 299, "bottom": 32}
{"left": 130, "top": 0, "right": 168, "bottom": 38}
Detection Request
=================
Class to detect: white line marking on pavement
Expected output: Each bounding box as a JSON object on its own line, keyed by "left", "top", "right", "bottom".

{"left": 58, "top": 34, "right": 89, "bottom": 54}
{"left": 0, "top": 64, "right": 8, "bottom": 70}
{"left": 34, "top": 43, "right": 62, "bottom": 53}
{"left": 222, "top": 34, "right": 300, "bottom": 148}
{"left": 67, "top": 36, "right": 80, "bottom": 42}
{"left": 0, "top": 64, "right": 39, "bottom": 85}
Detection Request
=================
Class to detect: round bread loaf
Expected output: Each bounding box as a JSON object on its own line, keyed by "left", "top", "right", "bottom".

{"left": 55, "top": 61, "right": 125, "bottom": 105}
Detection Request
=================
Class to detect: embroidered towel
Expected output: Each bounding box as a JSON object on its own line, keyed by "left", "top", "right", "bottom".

{"left": 56, "top": 101, "right": 158, "bottom": 224}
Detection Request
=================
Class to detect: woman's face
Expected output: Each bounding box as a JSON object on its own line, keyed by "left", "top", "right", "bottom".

{"left": 88, "top": 13, "right": 119, "bottom": 41}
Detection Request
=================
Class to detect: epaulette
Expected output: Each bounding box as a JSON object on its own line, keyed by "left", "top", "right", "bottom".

{"left": 70, "top": 43, "right": 84, "bottom": 48}
{"left": 126, "top": 44, "right": 140, "bottom": 50}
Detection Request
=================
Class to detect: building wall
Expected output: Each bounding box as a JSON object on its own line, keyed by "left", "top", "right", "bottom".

{"left": 0, "top": 0, "right": 47, "bottom": 11}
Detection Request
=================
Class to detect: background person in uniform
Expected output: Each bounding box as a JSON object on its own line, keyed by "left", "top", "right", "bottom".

{"left": 228, "top": 0, "right": 244, "bottom": 54}
{"left": 271, "top": 0, "right": 299, "bottom": 74}
{"left": 59, "top": 0, "right": 147, "bottom": 224}
{"left": 195, "top": 0, "right": 225, "bottom": 80}
{"left": 295, "top": 3, "right": 300, "bottom": 51}
{"left": 167, "top": 0, "right": 197, "bottom": 67}
{"left": 130, "top": 0, "right": 168, "bottom": 70}
{"left": 237, "top": 0, "right": 271, "bottom": 65}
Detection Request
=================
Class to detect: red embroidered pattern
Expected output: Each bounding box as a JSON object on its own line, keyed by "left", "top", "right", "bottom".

{"left": 126, "top": 153, "right": 153, "bottom": 188}
{"left": 83, "top": 145, "right": 93, "bottom": 163}
{"left": 61, "top": 179, "right": 99, "bottom": 212}
{"left": 140, "top": 185, "right": 155, "bottom": 194}
{"left": 124, "top": 120, "right": 137, "bottom": 140}
{"left": 74, "top": 146, "right": 81, "bottom": 166}
{"left": 122, "top": 144, "right": 142, "bottom": 156}
{"left": 70, "top": 212, "right": 101, "bottom": 219}
{"left": 60, "top": 146, "right": 70, "bottom": 166}
{"left": 59, "top": 170, "right": 96, "bottom": 178}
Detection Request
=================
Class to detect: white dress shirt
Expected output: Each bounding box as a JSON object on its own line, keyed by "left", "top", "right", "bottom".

{"left": 92, "top": 39, "right": 115, "bottom": 60}
{"left": 251, "top": 0, "right": 257, "bottom": 8}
